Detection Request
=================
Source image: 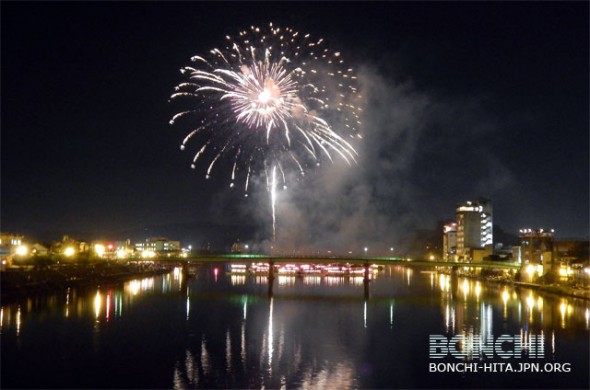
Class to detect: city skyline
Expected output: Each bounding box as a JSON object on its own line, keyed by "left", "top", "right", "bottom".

{"left": 2, "top": 2, "right": 588, "bottom": 248}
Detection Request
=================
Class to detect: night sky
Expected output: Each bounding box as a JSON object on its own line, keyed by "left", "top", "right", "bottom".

{"left": 2, "top": 2, "right": 588, "bottom": 250}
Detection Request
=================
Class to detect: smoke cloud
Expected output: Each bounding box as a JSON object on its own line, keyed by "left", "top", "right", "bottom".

{"left": 243, "top": 64, "right": 517, "bottom": 256}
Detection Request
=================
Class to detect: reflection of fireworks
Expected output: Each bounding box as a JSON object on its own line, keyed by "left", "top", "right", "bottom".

{"left": 170, "top": 23, "right": 362, "bottom": 240}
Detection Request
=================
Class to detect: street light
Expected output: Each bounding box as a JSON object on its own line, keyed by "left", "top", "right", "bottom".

{"left": 64, "top": 247, "right": 76, "bottom": 257}
{"left": 94, "top": 244, "right": 106, "bottom": 257}
{"left": 364, "top": 247, "right": 368, "bottom": 256}
{"left": 15, "top": 245, "right": 28, "bottom": 256}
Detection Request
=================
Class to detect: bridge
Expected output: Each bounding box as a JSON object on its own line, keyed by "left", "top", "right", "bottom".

{"left": 151, "top": 253, "right": 520, "bottom": 270}
{"left": 148, "top": 254, "right": 519, "bottom": 299}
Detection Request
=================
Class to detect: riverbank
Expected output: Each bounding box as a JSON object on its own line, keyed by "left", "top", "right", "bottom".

{"left": 453, "top": 270, "right": 590, "bottom": 300}
{"left": 0, "top": 263, "right": 173, "bottom": 301}
{"left": 437, "top": 269, "right": 590, "bottom": 300}
{"left": 511, "top": 281, "right": 590, "bottom": 300}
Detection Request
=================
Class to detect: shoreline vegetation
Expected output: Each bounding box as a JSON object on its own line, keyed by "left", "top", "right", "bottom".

{"left": 2, "top": 261, "right": 589, "bottom": 302}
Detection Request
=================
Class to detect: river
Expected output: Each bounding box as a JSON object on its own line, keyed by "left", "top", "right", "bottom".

{"left": 1, "top": 264, "right": 589, "bottom": 389}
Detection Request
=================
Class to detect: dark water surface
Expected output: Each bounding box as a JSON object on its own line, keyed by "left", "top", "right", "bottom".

{"left": 1, "top": 265, "right": 589, "bottom": 389}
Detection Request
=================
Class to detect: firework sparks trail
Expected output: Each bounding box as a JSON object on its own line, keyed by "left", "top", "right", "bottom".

{"left": 170, "top": 23, "right": 362, "bottom": 242}
{"left": 271, "top": 166, "right": 277, "bottom": 241}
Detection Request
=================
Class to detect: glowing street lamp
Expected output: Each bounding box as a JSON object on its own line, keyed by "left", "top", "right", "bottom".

{"left": 94, "top": 244, "right": 106, "bottom": 257}
{"left": 15, "top": 245, "right": 28, "bottom": 256}
{"left": 64, "top": 247, "right": 76, "bottom": 257}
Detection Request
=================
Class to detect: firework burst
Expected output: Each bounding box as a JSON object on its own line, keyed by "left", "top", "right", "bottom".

{"left": 170, "top": 23, "right": 362, "bottom": 240}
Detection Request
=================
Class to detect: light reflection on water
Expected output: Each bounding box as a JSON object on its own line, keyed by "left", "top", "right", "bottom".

{"left": 1, "top": 265, "right": 589, "bottom": 389}
{"left": 0, "top": 268, "right": 587, "bottom": 337}
{"left": 430, "top": 271, "right": 590, "bottom": 332}
{"left": 1, "top": 269, "right": 184, "bottom": 334}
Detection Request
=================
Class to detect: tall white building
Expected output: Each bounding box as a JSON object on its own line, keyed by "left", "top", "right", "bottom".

{"left": 443, "top": 222, "right": 458, "bottom": 261}
{"left": 456, "top": 198, "right": 493, "bottom": 261}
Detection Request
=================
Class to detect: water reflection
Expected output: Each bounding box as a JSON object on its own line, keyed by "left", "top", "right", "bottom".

{"left": 277, "top": 275, "right": 296, "bottom": 286}
{"left": 241, "top": 321, "right": 246, "bottom": 365}
{"left": 230, "top": 275, "right": 246, "bottom": 285}
{"left": 430, "top": 271, "right": 589, "bottom": 333}
{"left": 16, "top": 306, "right": 21, "bottom": 336}
{"left": 225, "top": 329, "right": 232, "bottom": 373}
{"left": 0, "top": 267, "right": 185, "bottom": 334}
{"left": 2, "top": 266, "right": 587, "bottom": 338}
{"left": 200, "top": 337, "right": 210, "bottom": 376}
{"left": 389, "top": 300, "right": 394, "bottom": 328}
{"left": 1, "top": 265, "right": 588, "bottom": 389}
{"left": 172, "top": 294, "right": 361, "bottom": 389}
{"left": 186, "top": 288, "right": 190, "bottom": 320}
{"left": 182, "top": 267, "right": 590, "bottom": 388}
{"left": 427, "top": 269, "right": 590, "bottom": 366}
{"left": 303, "top": 275, "right": 322, "bottom": 286}
{"left": 267, "top": 298, "right": 274, "bottom": 374}
{"left": 405, "top": 267, "right": 412, "bottom": 286}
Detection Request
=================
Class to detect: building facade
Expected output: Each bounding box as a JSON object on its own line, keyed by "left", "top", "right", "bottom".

{"left": 442, "top": 222, "right": 457, "bottom": 261}
{"left": 0, "top": 233, "right": 25, "bottom": 266}
{"left": 518, "top": 228, "right": 556, "bottom": 280}
{"left": 519, "top": 228, "right": 554, "bottom": 265}
{"left": 135, "top": 237, "right": 181, "bottom": 257}
{"left": 455, "top": 198, "right": 493, "bottom": 261}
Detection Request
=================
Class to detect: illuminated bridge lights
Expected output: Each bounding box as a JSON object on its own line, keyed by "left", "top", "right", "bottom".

{"left": 226, "top": 262, "right": 382, "bottom": 278}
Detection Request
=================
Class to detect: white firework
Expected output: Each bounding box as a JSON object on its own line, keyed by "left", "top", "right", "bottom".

{"left": 170, "top": 23, "right": 362, "bottom": 240}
